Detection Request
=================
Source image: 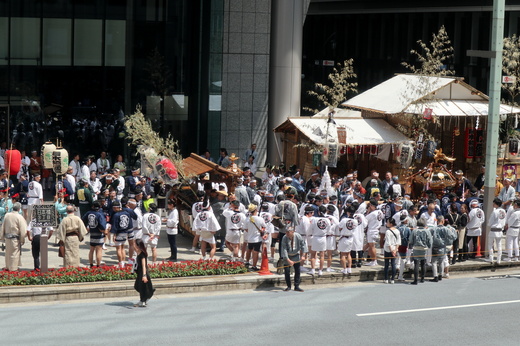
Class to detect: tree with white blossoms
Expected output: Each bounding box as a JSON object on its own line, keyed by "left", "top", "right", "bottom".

{"left": 501, "top": 35, "right": 520, "bottom": 141}
{"left": 124, "top": 106, "right": 189, "bottom": 180}
{"left": 304, "top": 59, "right": 358, "bottom": 114}
{"left": 298, "top": 59, "right": 358, "bottom": 159}
{"left": 402, "top": 25, "right": 455, "bottom": 77}
{"left": 398, "top": 25, "right": 455, "bottom": 141}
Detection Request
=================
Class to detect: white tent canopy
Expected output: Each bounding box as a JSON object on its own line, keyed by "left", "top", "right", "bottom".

{"left": 341, "top": 74, "right": 520, "bottom": 116}
{"left": 279, "top": 117, "right": 410, "bottom": 146}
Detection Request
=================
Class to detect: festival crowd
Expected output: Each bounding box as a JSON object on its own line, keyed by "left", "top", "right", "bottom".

{"left": 0, "top": 143, "right": 517, "bottom": 290}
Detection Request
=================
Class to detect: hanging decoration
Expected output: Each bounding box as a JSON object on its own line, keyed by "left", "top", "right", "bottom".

{"left": 415, "top": 133, "right": 425, "bottom": 162}
{"left": 322, "top": 111, "right": 338, "bottom": 168}
{"left": 41, "top": 141, "right": 57, "bottom": 169}
{"left": 423, "top": 108, "right": 433, "bottom": 120}
{"left": 426, "top": 141, "right": 437, "bottom": 157}
{"left": 509, "top": 137, "right": 519, "bottom": 156}
{"left": 52, "top": 147, "right": 69, "bottom": 175}
{"left": 5, "top": 149, "right": 21, "bottom": 176}
{"left": 399, "top": 142, "right": 415, "bottom": 169}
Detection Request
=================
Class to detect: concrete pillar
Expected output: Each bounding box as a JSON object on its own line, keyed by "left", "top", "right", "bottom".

{"left": 483, "top": 0, "right": 505, "bottom": 255}
{"left": 267, "top": 0, "right": 303, "bottom": 165}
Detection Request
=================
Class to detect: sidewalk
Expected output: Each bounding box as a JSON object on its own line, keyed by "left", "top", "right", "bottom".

{"left": 1, "top": 223, "right": 519, "bottom": 304}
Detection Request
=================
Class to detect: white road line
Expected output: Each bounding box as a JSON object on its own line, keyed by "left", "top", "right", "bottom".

{"left": 357, "top": 299, "right": 520, "bottom": 317}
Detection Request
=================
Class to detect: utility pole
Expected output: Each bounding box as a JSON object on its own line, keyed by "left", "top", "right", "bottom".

{"left": 483, "top": 0, "right": 505, "bottom": 255}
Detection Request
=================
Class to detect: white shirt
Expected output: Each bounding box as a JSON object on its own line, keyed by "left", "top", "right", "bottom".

{"left": 366, "top": 209, "right": 383, "bottom": 232}
{"left": 245, "top": 215, "right": 267, "bottom": 243}
{"left": 488, "top": 207, "right": 506, "bottom": 230}
{"left": 166, "top": 208, "right": 179, "bottom": 235}
{"left": 384, "top": 227, "right": 401, "bottom": 252}
{"left": 89, "top": 178, "right": 102, "bottom": 198}
{"left": 142, "top": 212, "right": 161, "bottom": 236}
{"left": 193, "top": 210, "right": 221, "bottom": 232}
{"left": 27, "top": 180, "right": 43, "bottom": 199}
{"left": 466, "top": 207, "right": 485, "bottom": 236}
{"left": 419, "top": 211, "right": 437, "bottom": 227}
{"left": 310, "top": 216, "right": 331, "bottom": 237}
{"left": 506, "top": 208, "right": 520, "bottom": 237}
{"left": 222, "top": 208, "right": 246, "bottom": 230}
{"left": 97, "top": 157, "right": 111, "bottom": 174}
{"left": 65, "top": 174, "right": 76, "bottom": 193}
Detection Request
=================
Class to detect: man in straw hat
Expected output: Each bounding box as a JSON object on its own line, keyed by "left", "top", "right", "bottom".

{"left": 243, "top": 203, "right": 267, "bottom": 271}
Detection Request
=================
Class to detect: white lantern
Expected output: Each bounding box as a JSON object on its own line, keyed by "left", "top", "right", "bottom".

{"left": 52, "top": 148, "right": 69, "bottom": 175}
{"left": 41, "top": 141, "right": 57, "bottom": 169}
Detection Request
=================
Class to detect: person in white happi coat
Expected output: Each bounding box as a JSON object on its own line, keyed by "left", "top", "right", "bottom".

{"left": 487, "top": 198, "right": 506, "bottom": 264}
{"left": 364, "top": 199, "right": 383, "bottom": 266}
{"left": 466, "top": 199, "right": 485, "bottom": 259}
{"left": 141, "top": 203, "right": 161, "bottom": 262}
{"left": 244, "top": 204, "right": 267, "bottom": 270}
{"left": 324, "top": 205, "right": 339, "bottom": 272}
{"left": 89, "top": 171, "right": 102, "bottom": 200}
{"left": 0, "top": 203, "right": 27, "bottom": 271}
{"left": 96, "top": 151, "right": 111, "bottom": 175}
{"left": 352, "top": 204, "right": 367, "bottom": 267}
{"left": 127, "top": 199, "right": 143, "bottom": 259}
{"left": 189, "top": 191, "right": 207, "bottom": 253}
{"left": 295, "top": 205, "right": 313, "bottom": 270}
{"left": 222, "top": 200, "right": 247, "bottom": 261}
{"left": 504, "top": 199, "right": 520, "bottom": 262}
{"left": 309, "top": 205, "right": 331, "bottom": 276}
{"left": 65, "top": 166, "right": 77, "bottom": 199}
{"left": 165, "top": 199, "right": 179, "bottom": 261}
{"left": 192, "top": 200, "right": 221, "bottom": 259}
{"left": 27, "top": 173, "right": 43, "bottom": 221}
{"left": 337, "top": 206, "right": 358, "bottom": 274}
{"left": 259, "top": 204, "right": 274, "bottom": 254}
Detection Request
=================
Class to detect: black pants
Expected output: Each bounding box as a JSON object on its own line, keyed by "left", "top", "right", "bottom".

{"left": 384, "top": 251, "right": 396, "bottom": 281}
{"left": 167, "top": 234, "right": 177, "bottom": 260}
{"left": 413, "top": 259, "right": 426, "bottom": 282}
{"left": 467, "top": 236, "right": 479, "bottom": 258}
{"left": 284, "top": 260, "right": 301, "bottom": 289}
{"left": 351, "top": 250, "right": 363, "bottom": 263}
{"left": 31, "top": 235, "right": 41, "bottom": 269}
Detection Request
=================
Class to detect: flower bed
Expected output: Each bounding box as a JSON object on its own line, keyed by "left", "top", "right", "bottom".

{"left": 0, "top": 260, "right": 248, "bottom": 286}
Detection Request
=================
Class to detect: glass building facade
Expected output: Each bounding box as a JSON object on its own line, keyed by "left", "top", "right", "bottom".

{"left": 0, "top": 0, "right": 223, "bottom": 158}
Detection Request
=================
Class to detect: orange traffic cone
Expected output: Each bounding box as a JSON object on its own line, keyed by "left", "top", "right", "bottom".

{"left": 475, "top": 236, "right": 482, "bottom": 258}
{"left": 258, "top": 246, "right": 271, "bottom": 275}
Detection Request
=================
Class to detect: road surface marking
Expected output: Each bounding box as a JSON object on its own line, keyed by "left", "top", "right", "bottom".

{"left": 357, "top": 299, "right": 520, "bottom": 317}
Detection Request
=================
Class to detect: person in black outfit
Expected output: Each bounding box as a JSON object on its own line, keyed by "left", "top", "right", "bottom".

{"left": 134, "top": 239, "right": 155, "bottom": 307}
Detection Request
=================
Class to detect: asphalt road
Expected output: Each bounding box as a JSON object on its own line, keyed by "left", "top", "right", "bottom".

{"left": 2, "top": 270, "right": 520, "bottom": 346}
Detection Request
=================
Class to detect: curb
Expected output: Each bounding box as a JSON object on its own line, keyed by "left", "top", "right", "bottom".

{"left": 1, "top": 260, "right": 519, "bottom": 304}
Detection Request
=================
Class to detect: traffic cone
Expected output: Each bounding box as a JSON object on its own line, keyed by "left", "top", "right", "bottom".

{"left": 475, "top": 236, "right": 482, "bottom": 258}
{"left": 258, "top": 246, "right": 272, "bottom": 275}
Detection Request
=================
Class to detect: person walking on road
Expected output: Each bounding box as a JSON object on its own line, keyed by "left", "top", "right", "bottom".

{"left": 134, "top": 239, "right": 155, "bottom": 307}
{"left": 281, "top": 226, "right": 307, "bottom": 292}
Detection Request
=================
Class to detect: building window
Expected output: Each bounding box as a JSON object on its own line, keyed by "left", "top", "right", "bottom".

{"left": 74, "top": 19, "right": 103, "bottom": 66}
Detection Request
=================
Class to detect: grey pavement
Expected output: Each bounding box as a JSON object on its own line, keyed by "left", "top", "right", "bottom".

{"left": 2, "top": 272, "right": 520, "bottom": 346}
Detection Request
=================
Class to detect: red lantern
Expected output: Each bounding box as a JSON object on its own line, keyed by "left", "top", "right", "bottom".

{"left": 5, "top": 149, "right": 21, "bottom": 176}
{"left": 156, "top": 158, "right": 178, "bottom": 182}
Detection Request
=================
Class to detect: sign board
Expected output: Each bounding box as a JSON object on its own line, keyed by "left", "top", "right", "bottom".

{"left": 503, "top": 76, "right": 516, "bottom": 84}
{"left": 32, "top": 205, "right": 58, "bottom": 227}
{"left": 322, "top": 60, "right": 335, "bottom": 66}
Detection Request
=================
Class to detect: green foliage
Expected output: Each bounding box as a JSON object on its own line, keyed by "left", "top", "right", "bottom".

{"left": 0, "top": 260, "right": 247, "bottom": 286}
{"left": 304, "top": 59, "right": 358, "bottom": 114}
{"left": 402, "top": 25, "right": 455, "bottom": 77}
{"left": 124, "top": 107, "right": 189, "bottom": 179}
{"left": 502, "top": 35, "right": 520, "bottom": 105}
